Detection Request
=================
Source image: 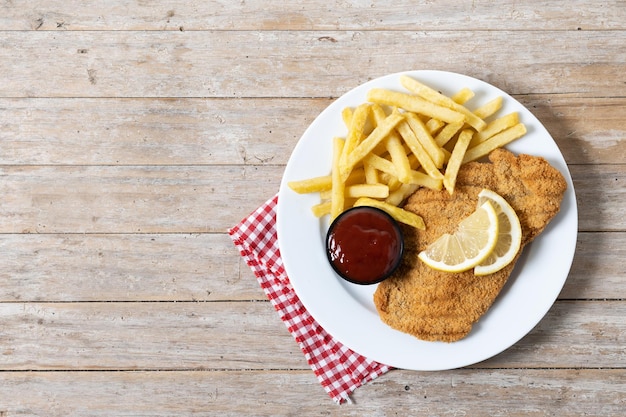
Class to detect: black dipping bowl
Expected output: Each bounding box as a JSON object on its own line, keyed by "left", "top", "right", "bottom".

{"left": 326, "top": 206, "right": 404, "bottom": 285}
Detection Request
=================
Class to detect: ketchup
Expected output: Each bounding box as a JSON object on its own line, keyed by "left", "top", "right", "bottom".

{"left": 326, "top": 206, "right": 403, "bottom": 285}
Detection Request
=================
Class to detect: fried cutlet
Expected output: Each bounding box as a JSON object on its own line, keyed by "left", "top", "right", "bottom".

{"left": 373, "top": 148, "right": 567, "bottom": 342}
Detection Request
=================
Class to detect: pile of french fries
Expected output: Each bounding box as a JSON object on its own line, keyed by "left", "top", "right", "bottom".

{"left": 288, "top": 75, "right": 527, "bottom": 230}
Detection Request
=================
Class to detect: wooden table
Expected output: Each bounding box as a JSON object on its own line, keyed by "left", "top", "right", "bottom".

{"left": 1, "top": 1, "right": 624, "bottom": 415}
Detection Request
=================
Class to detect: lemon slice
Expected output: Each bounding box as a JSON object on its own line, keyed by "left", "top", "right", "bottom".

{"left": 474, "top": 189, "right": 522, "bottom": 276}
{"left": 418, "top": 201, "right": 499, "bottom": 273}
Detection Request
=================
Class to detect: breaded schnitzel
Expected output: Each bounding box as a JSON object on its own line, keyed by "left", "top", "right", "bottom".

{"left": 373, "top": 148, "right": 567, "bottom": 342}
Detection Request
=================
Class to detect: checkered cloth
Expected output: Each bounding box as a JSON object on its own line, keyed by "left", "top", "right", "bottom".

{"left": 229, "top": 194, "right": 392, "bottom": 404}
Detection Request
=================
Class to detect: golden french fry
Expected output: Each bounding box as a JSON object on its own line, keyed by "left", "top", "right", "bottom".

{"left": 345, "top": 168, "right": 366, "bottom": 185}
{"left": 434, "top": 120, "right": 464, "bottom": 147}
{"left": 341, "top": 111, "right": 404, "bottom": 180}
{"left": 452, "top": 87, "right": 475, "bottom": 104}
{"left": 288, "top": 175, "right": 332, "bottom": 194}
{"left": 290, "top": 76, "right": 528, "bottom": 231}
{"left": 331, "top": 137, "right": 346, "bottom": 220}
{"left": 341, "top": 107, "right": 353, "bottom": 128}
{"left": 404, "top": 112, "right": 446, "bottom": 168}
{"left": 363, "top": 161, "right": 379, "bottom": 184}
{"left": 472, "top": 112, "right": 519, "bottom": 146}
{"left": 367, "top": 88, "right": 465, "bottom": 125}
{"left": 473, "top": 96, "right": 503, "bottom": 119}
{"left": 420, "top": 88, "right": 472, "bottom": 137}
{"left": 400, "top": 75, "right": 487, "bottom": 132}
{"left": 340, "top": 103, "right": 370, "bottom": 168}
{"left": 386, "top": 183, "right": 419, "bottom": 206}
{"left": 369, "top": 103, "right": 389, "bottom": 124}
{"left": 425, "top": 118, "right": 444, "bottom": 135}
{"left": 364, "top": 153, "right": 397, "bottom": 177}
{"left": 346, "top": 183, "right": 389, "bottom": 199}
{"left": 354, "top": 197, "right": 425, "bottom": 230}
{"left": 385, "top": 135, "right": 412, "bottom": 184}
{"left": 379, "top": 171, "right": 402, "bottom": 193}
{"left": 409, "top": 169, "right": 444, "bottom": 190}
{"left": 444, "top": 129, "right": 474, "bottom": 194}
{"left": 396, "top": 120, "right": 444, "bottom": 180}
{"left": 462, "top": 123, "right": 527, "bottom": 163}
{"left": 311, "top": 201, "right": 331, "bottom": 217}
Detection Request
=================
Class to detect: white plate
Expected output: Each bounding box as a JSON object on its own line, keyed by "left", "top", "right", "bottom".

{"left": 276, "top": 70, "right": 578, "bottom": 371}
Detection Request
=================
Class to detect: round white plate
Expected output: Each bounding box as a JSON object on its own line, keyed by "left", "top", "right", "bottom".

{"left": 276, "top": 70, "right": 578, "bottom": 371}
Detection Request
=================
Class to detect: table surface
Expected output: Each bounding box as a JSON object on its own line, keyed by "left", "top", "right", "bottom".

{"left": 1, "top": 1, "right": 625, "bottom": 415}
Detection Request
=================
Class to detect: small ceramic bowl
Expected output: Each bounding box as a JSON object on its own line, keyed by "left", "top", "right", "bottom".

{"left": 326, "top": 206, "right": 404, "bottom": 285}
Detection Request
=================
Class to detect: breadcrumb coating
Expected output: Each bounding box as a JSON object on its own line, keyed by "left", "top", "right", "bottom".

{"left": 373, "top": 149, "right": 567, "bottom": 342}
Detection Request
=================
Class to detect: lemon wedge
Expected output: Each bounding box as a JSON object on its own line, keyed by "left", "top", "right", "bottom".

{"left": 474, "top": 189, "right": 522, "bottom": 276}
{"left": 418, "top": 201, "right": 499, "bottom": 273}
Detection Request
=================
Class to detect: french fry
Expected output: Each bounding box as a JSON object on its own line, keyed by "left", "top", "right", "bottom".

{"left": 434, "top": 120, "right": 464, "bottom": 147}
{"left": 462, "top": 123, "right": 527, "bottom": 163}
{"left": 346, "top": 184, "right": 389, "bottom": 199}
{"left": 409, "top": 169, "right": 444, "bottom": 191}
{"left": 311, "top": 201, "right": 331, "bottom": 218}
{"left": 370, "top": 104, "right": 413, "bottom": 183}
{"left": 396, "top": 120, "right": 444, "bottom": 180}
{"left": 471, "top": 112, "right": 519, "bottom": 146}
{"left": 291, "top": 75, "right": 528, "bottom": 232}
{"left": 452, "top": 87, "right": 475, "bottom": 104}
{"left": 364, "top": 153, "right": 397, "bottom": 177}
{"left": 367, "top": 88, "right": 465, "bottom": 125}
{"left": 340, "top": 103, "right": 370, "bottom": 168}
{"left": 400, "top": 75, "right": 487, "bottom": 132}
{"left": 363, "top": 161, "right": 379, "bottom": 184}
{"left": 404, "top": 112, "right": 446, "bottom": 168}
{"left": 354, "top": 197, "right": 425, "bottom": 230}
{"left": 385, "top": 135, "right": 412, "bottom": 184}
{"left": 473, "top": 96, "right": 503, "bottom": 119}
{"left": 288, "top": 175, "right": 332, "bottom": 194}
{"left": 420, "top": 88, "right": 472, "bottom": 137}
{"left": 341, "top": 107, "right": 353, "bottom": 128}
{"left": 379, "top": 171, "right": 402, "bottom": 193}
{"left": 444, "top": 129, "right": 474, "bottom": 194}
{"left": 386, "top": 183, "right": 420, "bottom": 206}
{"left": 345, "top": 168, "right": 366, "bottom": 185}
{"left": 331, "top": 137, "right": 346, "bottom": 220}
{"left": 341, "top": 111, "right": 404, "bottom": 180}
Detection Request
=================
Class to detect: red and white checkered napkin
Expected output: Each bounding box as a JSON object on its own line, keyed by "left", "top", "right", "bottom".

{"left": 229, "top": 194, "right": 392, "bottom": 404}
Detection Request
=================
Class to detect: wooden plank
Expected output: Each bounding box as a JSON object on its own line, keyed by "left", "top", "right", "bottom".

{"left": 2, "top": 0, "right": 625, "bottom": 31}
{"left": 0, "top": 164, "right": 621, "bottom": 234}
{"left": 560, "top": 232, "right": 626, "bottom": 300}
{"left": 0, "top": 96, "right": 623, "bottom": 166}
{"left": 0, "top": 233, "right": 266, "bottom": 302}
{"left": 0, "top": 301, "right": 307, "bottom": 371}
{"left": 517, "top": 95, "right": 626, "bottom": 166}
{"left": 0, "top": 301, "right": 624, "bottom": 370}
{"left": 0, "top": 369, "right": 623, "bottom": 416}
{"left": 0, "top": 97, "right": 319, "bottom": 166}
{"left": 571, "top": 164, "right": 626, "bottom": 232}
{"left": 0, "top": 231, "right": 623, "bottom": 302}
{"left": 0, "top": 165, "right": 283, "bottom": 234}
{"left": 0, "top": 31, "right": 625, "bottom": 98}
{"left": 478, "top": 300, "right": 626, "bottom": 368}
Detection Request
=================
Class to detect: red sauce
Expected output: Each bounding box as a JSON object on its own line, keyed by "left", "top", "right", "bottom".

{"left": 326, "top": 207, "right": 403, "bottom": 285}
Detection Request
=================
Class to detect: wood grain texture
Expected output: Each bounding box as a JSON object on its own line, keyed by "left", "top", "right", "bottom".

{"left": 2, "top": 0, "right": 625, "bottom": 31}
{"left": 0, "top": 164, "right": 622, "bottom": 233}
{"left": 0, "top": 31, "right": 624, "bottom": 98}
{"left": 0, "top": 232, "right": 623, "bottom": 302}
{"left": 0, "top": 96, "right": 623, "bottom": 166}
{"left": 0, "top": 301, "right": 623, "bottom": 371}
{"left": 0, "top": 369, "right": 623, "bottom": 416}
{"left": 0, "top": 233, "right": 265, "bottom": 302}
{"left": 1, "top": 1, "right": 625, "bottom": 414}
